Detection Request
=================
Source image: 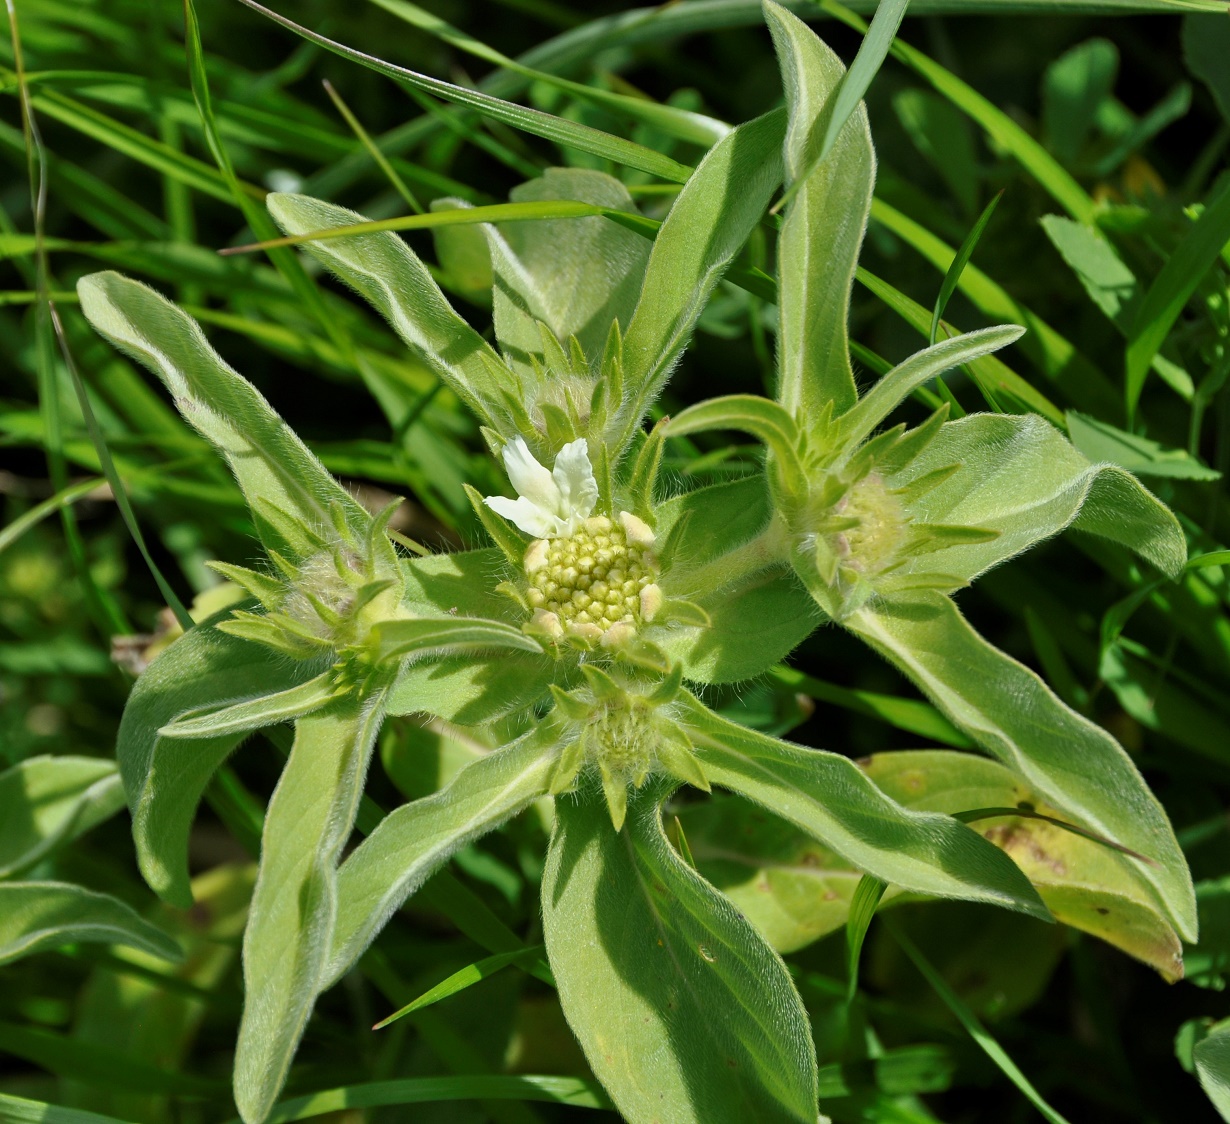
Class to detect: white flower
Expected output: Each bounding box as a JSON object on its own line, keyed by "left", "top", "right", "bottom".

{"left": 484, "top": 437, "right": 598, "bottom": 538}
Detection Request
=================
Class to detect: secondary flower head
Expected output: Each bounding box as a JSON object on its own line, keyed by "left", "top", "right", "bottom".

{"left": 484, "top": 436, "right": 598, "bottom": 538}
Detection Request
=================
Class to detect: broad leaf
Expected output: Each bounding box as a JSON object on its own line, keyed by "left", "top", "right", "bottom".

{"left": 118, "top": 611, "right": 320, "bottom": 907}
{"left": 76, "top": 272, "right": 369, "bottom": 558}
{"left": 0, "top": 883, "right": 181, "bottom": 966}
{"left": 325, "top": 723, "right": 560, "bottom": 984}
{"left": 265, "top": 192, "right": 510, "bottom": 427}
{"left": 542, "top": 785, "right": 819, "bottom": 1124}
{"left": 887, "top": 412, "right": 1188, "bottom": 581}
{"left": 0, "top": 757, "right": 124, "bottom": 878}
{"left": 678, "top": 694, "right": 1048, "bottom": 918}
{"left": 233, "top": 691, "right": 388, "bottom": 1124}
{"left": 766, "top": 1, "right": 874, "bottom": 421}
{"left": 846, "top": 592, "right": 1196, "bottom": 941}
{"left": 617, "top": 109, "right": 785, "bottom": 452}
{"left": 485, "top": 169, "right": 651, "bottom": 374}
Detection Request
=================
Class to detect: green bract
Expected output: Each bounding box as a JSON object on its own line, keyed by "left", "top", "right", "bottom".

{"left": 76, "top": 5, "right": 1195, "bottom": 1123}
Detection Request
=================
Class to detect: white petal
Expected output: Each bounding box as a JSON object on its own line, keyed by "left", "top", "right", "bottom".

{"left": 552, "top": 438, "right": 598, "bottom": 525}
{"left": 502, "top": 437, "right": 561, "bottom": 513}
{"left": 619, "top": 511, "right": 656, "bottom": 548}
{"left": 484, "top": 495, "right": 563, "bottom": 538}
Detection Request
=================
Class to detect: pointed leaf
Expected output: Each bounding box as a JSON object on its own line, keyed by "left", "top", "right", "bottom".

{"left": 76, "top": 272, "right": 368, "bottom": 557}
{"left": 616, "top": 109, "right": 785, "bottom": 452}
{"left": 542, "top": 785, "right": 819, "bottom": 1124}
{"left": 845, "top": 591, "right": 1195, "bottom": 941}
{"left": 678, "top": 694, "right": 1047, "bottom": 918}
{"left": 371, "top": 617, "right": 542, "bottom": 663}
{"left": 835, "top": 325, "right": 1025, "bottom": 449}
{"left": 0, "top": 757, "right": 124, "bottom": 878}
{"left": 265, "top": 193, "right": 510, "bottom": 427}
{"left": 234, "top": 691, "right": 388, "bottom": 1124}
{"left": 326, "top": 724, "right": 560, "bottom": 984}
{"left": 886, "top": 412, "right": 1188, "bottom": 582}
{"left": 118, "top": 610, "right": 321, "bottom": 907}
{"left": 766, "top": 1, "right": 874, "bottom": 421}
{"left": 159, "top": 670, "right": 343, "bottom": 739}
{"left": 1196, "top": 1021, "right": 1230, "bottom": 1122}
{"left": 0, "top": 883, "right": 181, "bottom": 966}
{"left": 664, "top": 394, "right": 804, "bottom": 482}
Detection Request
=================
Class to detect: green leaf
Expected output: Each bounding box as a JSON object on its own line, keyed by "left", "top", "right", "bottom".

{"left": 0, "top": 883, "right": 181, "bottom": 966}
{"left": 678, "top": 693, "right": 1048, "bottom": 918}
{"left": 430, "top": 198, "right": 494, "bottom": 305}
{"left": 118, "top": 611, "right": 319, "bottom": 908}
{"left": 772, "top": 0, "right": 907, "bottom": 213}
{"left": 884, "top": 412, "right": 1189, "bottom": 582}
{"left": 326, "top": 724, "right": 560, "bottom": 985}
{"left": 265, "top": 192, "right": 510, "bottom": 428}
{"left": 868, "top": 750, "right": 1183, "bottom": 978}
{"left": 617, "top": 109, "right": 785, "bottom": 452}
{"left": 234, "top": 691, "right": 389, "bottom": 1124}
{"left": 1042, "top": 38, "right": 1118, "bottom": 165}
{"left": 1066, "top": 409, "right": 1220, "bottom": 480}
{"left": 766, "top": 1, "right": 873, "bottom": 421}
{"left": 75, "top": 272, "right": 369, "bottom": 558}
{"left": 664, "top": 394, "right": 805, "bottom": 482}
{"left": 233, "top": 0, "right": 692, "bottom": 184}
{"left": 0, "top": 1092, "right": 140, "bottom": 1124}
{"left": 485, "top": 169, "right": 651, "bottom": 374}
{"left": 845, "top": 592, "right": 1196, "bottom": 941}
{"left": 1183, "top": 13, "right": 1230, "bottom": 123}
{"left": 157, "top": 671, "right": 344, "bottom": 739}
{"left": 541, "top": 785, "right": 819, "bottom": 1124}
{"left": 0, "top": 756, "right": 124, "bottom": 878}
{"left": 834, "top": 324, "right": 1025, "bottom": 448}
{"left": 373, "top": 945, "right": 547, "bottom": 1028}
{"left": 892, "top": 88, "right": 978, "bottom": 215}
{"left": 846, "top": 874, "right": 888, "bottom": 1000}
{"left": 884, "top": 917, "right": 1074, "bottom": 1124}
{"left": 1126, "top": 178, "right": 1230, "bottom": 419}
{"left": 930, "top": 190, "right": 1002, "bottom": 346}
{"left": 372, "top": 617, "right": 542, "bottom": 663}
{"left": 240, "top": 1075, "right": 610, "bottom": 1124}
{"left": 1196, "top": 1021, "right": 1230, "bottom": 1122}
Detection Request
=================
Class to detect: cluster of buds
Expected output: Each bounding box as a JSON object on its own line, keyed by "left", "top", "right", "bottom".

{"left": 206, "top": 497, "right": 407, "bottom": 676}
{"left": 485, "top": 437, "right": 665, "bottom": 652}
{"left": 549, "top": 664, "right": 708, "bottom": 830}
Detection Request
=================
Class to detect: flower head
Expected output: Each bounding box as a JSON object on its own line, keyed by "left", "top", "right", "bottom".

{"left": 484, "top": 436, "right": 598, "bottom": 538}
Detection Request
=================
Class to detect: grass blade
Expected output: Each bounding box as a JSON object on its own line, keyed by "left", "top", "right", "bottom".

{"left": 929, "top": 189, "right": 1002, "bottom": 345}
{"left": 845, "top": 874, "right": 888, "bottom": 1002}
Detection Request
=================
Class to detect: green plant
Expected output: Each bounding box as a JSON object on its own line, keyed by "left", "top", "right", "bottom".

{"left": 58, "top": 5, "right": 1204, "bottom": 1122}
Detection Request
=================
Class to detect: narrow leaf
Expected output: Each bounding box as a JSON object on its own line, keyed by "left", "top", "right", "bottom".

{"left": 664, "top": 394, "right": 804, "bottom": 481}
{"left": 234, "top": 692, "right": 389, "bottom": 1124}
{"left": 326, "top": 724, "right": 560, "bottom": 983}
{"left": 158, "top": 671, "right": 343, "bottom": 739}
{"left": 0, "top": 883, "right": 181, "bottom": 967}
{"left": 846, "top": 591, "right": 1196, "bottom": 941}
{"left": 371, "top": 617, "right": 542, "bottom": 663}
{"left": 678, "top": 693, "right": 1048, "bottom": 918}
{"left": 930, "top": 190, "right": 1003, "bottom": 345}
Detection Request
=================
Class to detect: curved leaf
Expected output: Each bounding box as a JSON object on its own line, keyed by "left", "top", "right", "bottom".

{"left": 664, "top": 394, "right": 805, "bottom": 482}
{"left": 372, "top": 617, "right": 542, "bottom": 663}
{"left": 542, "top": 785, "right": 819, "bottom": 1124}
{"left": 888, "top": 412, "right": 1188, "bottom": 582}
{"left": 76, "top": 272, "right": 368, "bottom": 557}
{"left": 678, "top": 694, "right": 1048, "bottom": 919}
{"left": 0, "top": 883, "right": 181, "bottom": 966}
{"left": 234, "top": 691, "right": 388, "bottom": 1124}
{"left": 265, "top": 192, "right": 509, "bottom": 427}
{"left": 617, "top": 109, "right": 785, "bottom": 452}
{"left": 118, "top": 612, "right": 320, "bottom": 908}
{"left": 766, "top": 0, "right": 874, "bottom": 421}
{"left": 845, "top": 591, "right": 1196, "bottom": 941}
{"left": 0, "top": 757, "right": 124, "bottom": 878}
{"left": 158, "top": 671, "right": 343, "bottom": 739}
{"left": 325, "top": 723, "right": 560, "bottom": 984}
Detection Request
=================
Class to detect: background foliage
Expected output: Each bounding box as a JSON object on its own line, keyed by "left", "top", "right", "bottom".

{"left": 2, "top": 0, "right": 1229, "bottom": 1121}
